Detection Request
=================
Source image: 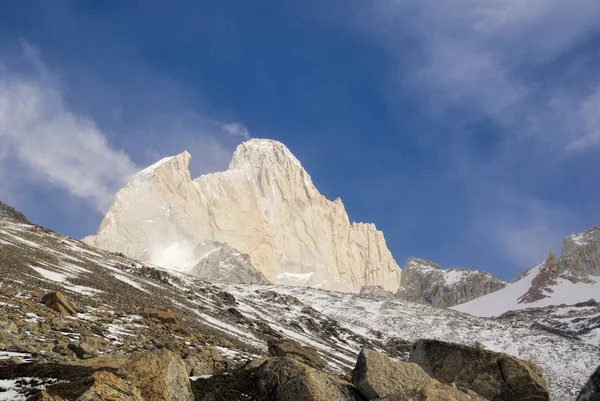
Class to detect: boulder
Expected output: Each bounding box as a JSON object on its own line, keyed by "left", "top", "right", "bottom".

{"left": 268, "top": 338, "right": 325, "bottom": 370}
{"left": 409, "top": 339, "right": 548, "bottom": 401}
{"left": 26, "top": 390, "right": 65, "bottom": 401}
{"left": 358, "top": 285, "right": 394, "bottom": 300}
{"left": 117, "top": 349, "right": 193, "bottom": 401}
{"left": 379, "top": 381, "right": 485, "bottom": 400}
{"left": 68, "top": 336, "right": 98, "bottom": 359}
{"left": 351, "top": 348, "right": 431, "bottom": 400}
{"left": 77, "top": 371, "right": 143, "bottom": 401}
{"left": 255, "top": 357, "right": 365, "bottom": 401}
{"left": 0, "top": 287, "right": 18, "bottom": 297}
{"left": 577, "top": 365, "right": 600, "bottom": 401}
{"left": 142, "top": 308, "right": 179, "bottom": 325}
{"left": 42, "top": 291, "right": 77, "bottom": 316}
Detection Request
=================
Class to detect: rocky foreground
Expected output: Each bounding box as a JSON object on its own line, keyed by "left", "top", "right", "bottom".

{"left": 0, "top": 209, "right": 599, "bottom": 400}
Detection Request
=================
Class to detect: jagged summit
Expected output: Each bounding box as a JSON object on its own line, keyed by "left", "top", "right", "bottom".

{"left": 85, "top": 138, "right": 402, "bottom": 293}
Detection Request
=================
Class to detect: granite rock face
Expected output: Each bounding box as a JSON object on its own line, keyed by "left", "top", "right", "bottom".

{"left": 561, "top": 226, "right": 600, "bottom": 282}
{"left": 84, "top": 139, "right": 401, "bottom": 293}
{"left": 395, "top": 258, "right": 506, "bottom": 307}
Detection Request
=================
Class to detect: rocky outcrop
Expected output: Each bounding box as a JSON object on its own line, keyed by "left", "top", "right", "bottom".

{"left": 577, "top": 365, "right": 600, "bottom": 401}
{"left": 84, "top": 139, "right": 401, "bottom": 293}
{"left": 409, "top": 339, "right": 548, "bottom": 401}
{"left": 351, "top": 348, "right": 431, "bottom": 399}
{"left": 0, "top": 200, "right": 30, "bottom": 224}
{"left": 396, "top": 258, "right": 506, "bottom": 307}
{"left": 117, "top": 349, "right": 193, "bottom": 401}
{"left": 561, "top": 226, "right": 600, "bottom": 282}
{"left": 267, "top": 338, "right": 325, "bottom": 370}
{"left": 358, "top": 285, "right": 394, "bottom": 300}
{"left": 190, "top": 240, "right": 270, "bottom": 285}
{"left": 518, "top": 251, "right": 560, "bottom": 304}
{"left": 76, "top": 371, "right": 143, "bottom": 401}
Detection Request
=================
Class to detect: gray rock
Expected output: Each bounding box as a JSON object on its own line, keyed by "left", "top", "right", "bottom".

{"left": 68, "top": 336, "right": 98, "bottom": 359}
{"left": 560, "top": 226, "right": 600, "bottom": 281}
{"left": 409, "top": 339, "right": 548, "bottom": 401}
{"left": 351, "top": 348, "right": 431, "bottom": 400}
{"left": 396, "top": 258, "right": 506, "bottom": 307}
{"left": 577, "top": 365, "right": 600, "bottom": 401}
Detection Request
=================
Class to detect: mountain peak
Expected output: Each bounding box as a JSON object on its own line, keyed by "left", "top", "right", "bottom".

{"left": 229, "top": 139, "right": 303, "bottom": 171}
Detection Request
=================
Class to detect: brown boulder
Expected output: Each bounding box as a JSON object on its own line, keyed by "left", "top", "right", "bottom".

{"left": 409, "top": 339, "right": 548, "bottom": 401}
{"left": 42, "top": 291, "right": 77, "bottom": 316}
{"left": 76, "top": 371, "right": 143, "bottom": 401}
{"left": 351, "top": 348, "right": 431, "bottom": 400}
{"left": 379, "top": 381, "right": 486, "bottom": 400}
{"left": 117, "top": 349, "right": 193, "bottom": 401}
{"left": 26, "top": 390, "right": 65, "bottom": 401}
{"left": 0, "top": 287, "right": 18, "bottom": 297}
{"left": 142, "top": 307, "right": 179, "bottom": 325}
{"left": 268, "top": 338, "right": 325, "bottom": 370}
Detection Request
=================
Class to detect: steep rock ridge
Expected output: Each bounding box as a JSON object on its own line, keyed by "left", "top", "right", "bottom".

{"left": 453, "top": 226, "right": 600, "bottom": 319}
{"left": 84, "top": 139, "right": 401, "bottom": 293}
{"left": 395, "top": 257, "right": 506, "bottom": 307}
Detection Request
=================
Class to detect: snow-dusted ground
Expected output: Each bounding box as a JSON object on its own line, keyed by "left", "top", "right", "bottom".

{"left": 1, "top": 218, "right": 598, "bottom": 400}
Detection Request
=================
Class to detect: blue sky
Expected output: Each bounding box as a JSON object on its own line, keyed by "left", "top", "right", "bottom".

{"left": 1, "top": 1, "right": 599, "bottom": 280}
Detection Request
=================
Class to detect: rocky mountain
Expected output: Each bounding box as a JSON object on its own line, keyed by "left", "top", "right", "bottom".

{"left": 0, "top": 200, "right": 30, "bottom": 225}
{"left": 454, "top": 226, "right": 600, "bottom": 344}
{"left": 1, "top": 204, "right": 599, "bottom": 399}
{"left": 395, "top": 258, "right": 506, "bottom": 307}
{"left": 84, "top": 139, "right": 401, "bottom": 293}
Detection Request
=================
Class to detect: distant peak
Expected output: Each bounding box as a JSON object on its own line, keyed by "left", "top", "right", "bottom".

{"left": 564, "top": 225, "right": 599, "bottom": 247}
{"left": 405, "top": 257, "right": 442, "bottom": 270}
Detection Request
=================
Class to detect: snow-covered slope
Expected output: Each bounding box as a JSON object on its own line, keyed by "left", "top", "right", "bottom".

{"left": 84, "top": 139, "right": 401, "bottom": 293}
{"left": 396, "top": 257, "right": 506, "bottom": 307}
{"left": 1, "top": 214, "right": 598, "bottom": 400}
{"left": 453, "top": 261, "right": 600, "bottom": 316}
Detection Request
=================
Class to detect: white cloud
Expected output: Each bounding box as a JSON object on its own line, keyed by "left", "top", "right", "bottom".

{"left": 222, "top": 122, "right": 250, "bottom": 140}
{"left": 0, "top": 43, "right": 138, "bottom": 212}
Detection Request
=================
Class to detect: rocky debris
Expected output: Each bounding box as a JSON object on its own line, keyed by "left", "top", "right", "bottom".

{"left": 577, "top": 365, "right": 600, "bottom": 401}
{"left": 117, "top": 349, "right": 193, "bottom": 401}
{"left": 351, "top": 348, "right": 431, "bottom": 400}
{"left": 0, "top": 200, "right": 30, "bottom": 224}
{"left": 141, "top": 307, "right": 179, "bottom": 325}
{"left": 41, "top": 291, "right": 77, "bottom": 316}
{"left": 185, "top": 346, "right": 229, "bottom": 376}
{"left": 268, "top": 338, "right": 325, "bottom": 370}
{"left": 358, "top": 285, "right": 394, "bottom": 300}
{"left": 76, "top": 371, "right": 143, "bottom": 401}
{"left": 84, "top": 139, "right": 402, "bottom": 293}
{"left": 396, "top": 258, "right": 506, "bottom": 308}
{"left": 216, "top": 290, "right": 237, "bottom": 305}
{"left": 409, "top": 339, "right": 548, "bottom": 401}
{"left": 27, "top": 390, "right": 65, "bottom": 400}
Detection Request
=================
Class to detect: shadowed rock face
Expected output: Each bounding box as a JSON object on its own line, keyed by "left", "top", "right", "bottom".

{"left": 577, "top": 365, "right": 600, "bottom": 401}
{"left": 396, "top": 258, "right": 506, "bottom": 307}
{"left": 561, "top": 226, "right": 600, "bottom": 282}
{"left": 0, "top": 200, "right": 30, "bottom": 224}
{"left": 409, "top": 339, "right": 549, "bottom": 401}
{"left": 83, "top": 139, "right": 401, "bottom": 293}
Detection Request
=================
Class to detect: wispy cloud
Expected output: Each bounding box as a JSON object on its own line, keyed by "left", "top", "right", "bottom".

{"left": 363, "top": 0, "right": 600, "bottom": 154}
{"left": 222, "top": 122, "right": 251, "bottom": 140}
{"left": 0, "top": 43, "right": 138, "bottom": 213}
